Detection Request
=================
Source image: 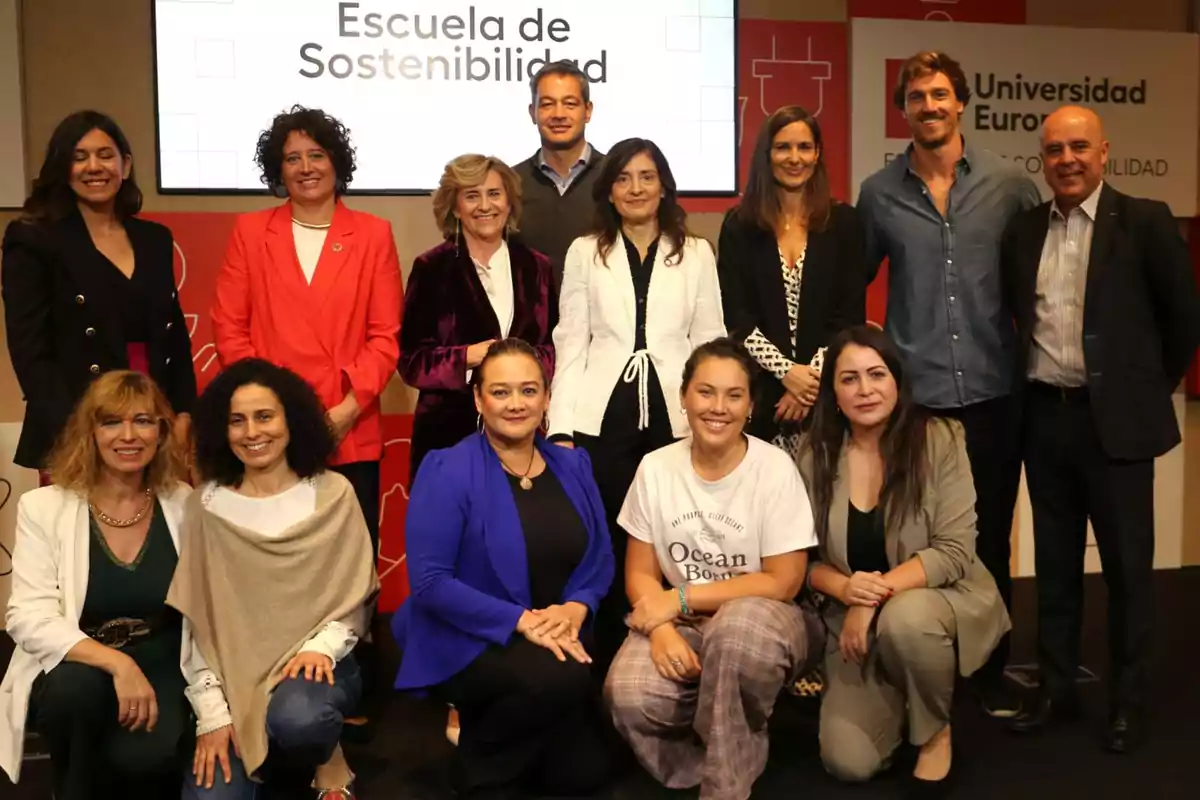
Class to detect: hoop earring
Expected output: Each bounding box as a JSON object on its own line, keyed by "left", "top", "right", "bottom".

{"left": 476, "top": 413, "right": 483, "bottom": 434}
{"left": 455, "top": 216, "right": 462, "bottom": 256}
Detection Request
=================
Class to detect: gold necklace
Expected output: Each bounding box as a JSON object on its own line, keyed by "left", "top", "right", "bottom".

{"left": 292, "top": 217, "right": 332, "bottom": 230}
{"left": 89, "top": 488, "right": 153, "bottom": 528}
{"left": 498, "top": 448, "right": 537, "bottom": 490}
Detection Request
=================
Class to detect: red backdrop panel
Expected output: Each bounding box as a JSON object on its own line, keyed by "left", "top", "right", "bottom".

{"left": 144, "top": 211, "right": 414, "bottom": 612}
{"left": 848, "top": 0, "right": 1025, "bottom": 23}
{"left": 682, "top": 20, "right": 848, "bottom": 214}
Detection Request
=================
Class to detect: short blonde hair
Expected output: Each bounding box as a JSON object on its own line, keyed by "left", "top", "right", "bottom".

{"left": 48, "top": 371, "right": 187, "bottom": 495}
{"left": 431, "top": 154, "right": 523, "bottom": 241}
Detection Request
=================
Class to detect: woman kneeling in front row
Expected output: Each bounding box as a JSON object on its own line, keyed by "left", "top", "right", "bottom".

{"left": 798, "top": 325, "right": 1010, "bottom": 795}
{"left": 0, "top": 372, "right": 192, "bottom": 798}
{"left": 606, "top": 338, "right": 823, "bottom": 800}
{"left": 394, "top": 339, "right": 615, "bottom": 800}
{"left": 170, "top": 359, "right": 379, "bottom": 799}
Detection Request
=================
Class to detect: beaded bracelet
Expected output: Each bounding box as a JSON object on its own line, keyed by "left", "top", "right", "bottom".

{"left": 677, "top": 585, "right": 690, "bottom": 615}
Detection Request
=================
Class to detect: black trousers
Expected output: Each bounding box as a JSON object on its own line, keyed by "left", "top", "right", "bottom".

{"left": 330, "top": 460, "right": 387, "bottom": 721}
{"left": 1023, "top": 383, "right": 1155, "bottom": 712}
{"left": 923, "top": 394, "right": 1020, "bottom": 685}
{"left": 574, "top": 368, "right": 675, "bottom": 672}
{"left": 435, "top": 637, "right": 613, "bottom": 800}
{"left": 31, "top": 661, "right": 190, "bottom": 800}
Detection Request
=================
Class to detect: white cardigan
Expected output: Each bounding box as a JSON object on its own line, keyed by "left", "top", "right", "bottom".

{"left": 0, "top": 482, "right": 194, "bottom": 783}
{"left": 548, "top": 233, "right": 726, "bottom": 439}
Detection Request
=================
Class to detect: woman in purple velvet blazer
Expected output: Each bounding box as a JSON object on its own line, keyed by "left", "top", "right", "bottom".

{"left": 399, "top": 154, "right": 556, "bottom": 484}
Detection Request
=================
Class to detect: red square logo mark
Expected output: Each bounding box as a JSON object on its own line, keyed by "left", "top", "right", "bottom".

{"left": 884, "top": 58, "right": 910, "bottom": 139}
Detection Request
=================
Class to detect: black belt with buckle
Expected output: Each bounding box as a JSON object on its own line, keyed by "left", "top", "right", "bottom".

{"left": 83, "top": 616, "right": 156, "bottom": 649}
{"left": 1028, "top": 380, "right": 1090, "bottom": 404}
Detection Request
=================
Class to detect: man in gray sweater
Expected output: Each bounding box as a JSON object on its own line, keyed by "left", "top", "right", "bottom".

{"left": 513, "top": 60, "right": 605, "bottom": 293}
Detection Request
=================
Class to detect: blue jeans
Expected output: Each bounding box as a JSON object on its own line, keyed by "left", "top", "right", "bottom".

{"left": 182, "top": 656, "right": 362, "bottom": 799}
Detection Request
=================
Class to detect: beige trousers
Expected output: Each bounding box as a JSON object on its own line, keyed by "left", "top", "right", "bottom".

{"left": 819, "top": 588, "right": 959, "bottom": 782}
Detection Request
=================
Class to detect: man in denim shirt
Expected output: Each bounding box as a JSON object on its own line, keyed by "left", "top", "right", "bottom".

{"left": 858, "top": 51, "right": 1041, "bottom": 719}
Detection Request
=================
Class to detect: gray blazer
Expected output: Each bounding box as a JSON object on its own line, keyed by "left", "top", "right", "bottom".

{"left": 797, "top": 420, "right": 1010, "bottom": 676}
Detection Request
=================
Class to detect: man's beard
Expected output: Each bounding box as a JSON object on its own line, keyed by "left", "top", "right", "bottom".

{"left": 913, "top": 116, "right": 953, "bottom": 149}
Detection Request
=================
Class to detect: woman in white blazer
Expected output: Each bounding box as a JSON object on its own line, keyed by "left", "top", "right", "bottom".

{"left": 0, "top": 370, "right": 194, "bottom": 799}
{"left": 548, "top": 137, "right": 726, "bottom": 666}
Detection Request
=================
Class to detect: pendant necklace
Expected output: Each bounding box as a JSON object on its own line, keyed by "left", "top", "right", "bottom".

{"left": 501, "top": 448, "right": 537, "bottom": 490}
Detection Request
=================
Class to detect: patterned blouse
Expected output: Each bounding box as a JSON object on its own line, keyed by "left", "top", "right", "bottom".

{"left": 744, "top": 247, "right": 806, "bottom": 379}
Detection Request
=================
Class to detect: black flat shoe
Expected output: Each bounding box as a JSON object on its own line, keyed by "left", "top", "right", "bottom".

{"left": 1009, "top": 694, "right": 1081, "bottom": 735}
{"left": 906, "top": 762, "right": 954, "bottom": 800}
{"left": 1104, "top": 710, "right": 1147, "bottom": 754}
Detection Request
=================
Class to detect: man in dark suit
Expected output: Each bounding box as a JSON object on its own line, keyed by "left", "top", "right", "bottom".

{"left": 1002, "top": 105, "right": 1200, "bottom": 752}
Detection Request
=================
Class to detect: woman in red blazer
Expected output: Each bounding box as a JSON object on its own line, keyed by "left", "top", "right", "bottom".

{"left": 210, "top": 106, "right": 402, "bottom": 553}
{"left": 209, "top": 106, "right": 402, "bottom": 737}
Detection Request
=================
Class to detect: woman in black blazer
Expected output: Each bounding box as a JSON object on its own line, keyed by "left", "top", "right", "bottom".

{"left": 2, "top": 111, "right": 195, "bottom": 472}
{"left": 717, "top": 105, "right": 866, "bottom": 457}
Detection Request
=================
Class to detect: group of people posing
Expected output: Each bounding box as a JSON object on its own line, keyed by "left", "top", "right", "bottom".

{"left": 0, "top": 47, "right": 1197, "bottom": 800}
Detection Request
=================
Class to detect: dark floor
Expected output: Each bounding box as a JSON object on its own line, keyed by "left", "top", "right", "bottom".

{"left": 3, "top": 570, "right": 1198, "bottom": 799}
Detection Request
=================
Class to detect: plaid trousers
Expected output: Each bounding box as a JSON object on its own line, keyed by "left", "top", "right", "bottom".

{"left": 605, "top": 596, "right": 822, "bottom": 800}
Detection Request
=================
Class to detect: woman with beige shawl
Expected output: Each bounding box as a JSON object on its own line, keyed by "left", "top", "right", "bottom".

{"left": 168, "top": 358, "right": 379, "bottom": 800}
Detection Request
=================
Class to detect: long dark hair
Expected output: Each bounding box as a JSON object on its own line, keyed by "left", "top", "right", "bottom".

{"left": 591, "top": 138, "right": 688, "bottom": 266}
{"left": 21, "top": 110, "right": 143, "bottom": 224}
{"left": 737, "top": 105, "right": 832, "bottom": 233}
{"left": 802, "top": 325, "right": 949, "bottom": 541}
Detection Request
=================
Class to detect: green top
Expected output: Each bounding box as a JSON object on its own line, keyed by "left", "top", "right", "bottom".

{"left": 80, "top": 500, "right": 184, "bottom": 685}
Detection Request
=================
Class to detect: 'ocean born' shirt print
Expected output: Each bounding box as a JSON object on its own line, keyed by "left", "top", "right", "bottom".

{"left": 667, "top": 509, "right": 749, "bottom": 582}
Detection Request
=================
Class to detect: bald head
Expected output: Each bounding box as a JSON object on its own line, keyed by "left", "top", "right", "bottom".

{"left": 1040, "top": 105, "right": 1109, "bottom": 210}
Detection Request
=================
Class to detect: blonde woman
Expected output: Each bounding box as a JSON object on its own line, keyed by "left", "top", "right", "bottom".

{"left": 399, "top": 153, "right": 557, "bottom": 482}
{"left": 0, "top": 371, "right": 192, "bottom": 798}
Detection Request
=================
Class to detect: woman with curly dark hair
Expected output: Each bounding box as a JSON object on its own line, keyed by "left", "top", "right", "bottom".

{"left": 168, "top": 358, "right": 379, "bottom": 800}
{"left": 1, "top": 110, "right": 196, "bottom": 480}
{"left": 209, "top": 106, "right": 401, "bottom": 733}
{"left": 546, "top": 137, "right": 726, "bottom": 668}
{"left": 210, "top": 105, "right": 402, "bottom": 554}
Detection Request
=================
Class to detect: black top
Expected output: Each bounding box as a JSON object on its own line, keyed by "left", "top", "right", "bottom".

{"left": 98, "top": 259, "right": 152, "bottom": 344}
{"left": 846, "top": 502, "right": 889, "bottom": 576}
{"left": 507, "top": 469, "right": 588, "bottom": 609}
{"left": 622, "top": 236, "right": 658, "bottom": 352}
{"left": 1, "top": 211, "right": 197, "bottom": 469}
{"left": 716, "top": 204, "right": 868, "bottom": 442}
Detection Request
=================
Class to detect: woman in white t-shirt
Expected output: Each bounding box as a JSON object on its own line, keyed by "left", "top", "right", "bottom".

{"left": 605, "top": 338, "right": 823, "bottom": 800}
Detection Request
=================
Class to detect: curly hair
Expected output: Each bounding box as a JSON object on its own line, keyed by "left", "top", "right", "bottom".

{"left": 591, "top": 138, "right": 689, "bottom": 267}
{"left": 193, "top": 358, "right": 334, "bottom": 486}
{"left": 431, "top": 154, "right": 523, "bottom": 241}
{"left": 254, "top": 105, "right": 357, "bottom": 196}
{"left": 47, "top": 371, "right": 186, "bottom": 495}
{"left": 22, "top": 110, "right": 143, "bottom": 224}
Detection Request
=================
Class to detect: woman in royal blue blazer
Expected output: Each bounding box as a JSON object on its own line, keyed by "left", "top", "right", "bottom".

{"left": 392, "top": 338, "right": 615, "bottom": 800}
